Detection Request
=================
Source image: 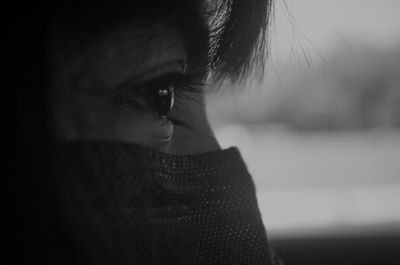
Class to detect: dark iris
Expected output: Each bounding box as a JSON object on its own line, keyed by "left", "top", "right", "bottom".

{"left": 153, "top": 84, "right": 174, "bottom": 117}
{"left": 115, "top": 73, "right": 179, "bottom": 117}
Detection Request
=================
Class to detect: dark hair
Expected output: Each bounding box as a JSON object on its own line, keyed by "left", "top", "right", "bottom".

{"left": 47, "top": 0, "right": 272, "bottom": 81}
{"left": 208, "top": 0, "right": 272, "bottom": 81}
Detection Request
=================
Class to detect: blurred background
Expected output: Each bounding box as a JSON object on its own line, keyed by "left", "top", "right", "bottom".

{"left": 207, "top": 0, "right": 400, "bottom": 263}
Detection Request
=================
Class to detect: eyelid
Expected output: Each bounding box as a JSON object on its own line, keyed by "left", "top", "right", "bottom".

{"left": 115, "top": 60, "right": 186, "bottom": 91}
{"left": 112, "top": 71, "right": 185, "bottom": 112}
{"left": 116, "top": 72, "right": 187, "bottom": 103}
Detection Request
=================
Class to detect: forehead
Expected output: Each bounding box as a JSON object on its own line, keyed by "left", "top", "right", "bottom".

{"left": 64, "top": 23, "right": 186, "bottom": 91}
{"left": 98, "top": 23, "right": 186, "bottom": 64}
{"left": 50, "top": 0, "right": 207, "bottom": 45}
{"left": 49, "top": 1, "right": 210, "bottom": 88}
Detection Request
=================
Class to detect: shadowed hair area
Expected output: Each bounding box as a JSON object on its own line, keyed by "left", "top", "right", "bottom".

{"left": 47, "top": 0, "right": 273, "bottom": 82}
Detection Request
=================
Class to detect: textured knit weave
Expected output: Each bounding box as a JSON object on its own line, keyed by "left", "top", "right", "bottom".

{"left": 49, "top": 142, "right": 277, "bottom": 265}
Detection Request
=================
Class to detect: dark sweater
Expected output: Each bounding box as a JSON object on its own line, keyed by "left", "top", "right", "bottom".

{"left": 6, "top": 142, "right": 282, "bottom": 264}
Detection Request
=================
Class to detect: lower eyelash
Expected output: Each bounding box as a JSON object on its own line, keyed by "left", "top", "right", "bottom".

{"left": 168, "top": 117, "right": 193, "bottom": 130}
{"left": 114, "top": 70, "right": 208, "bottom": 127}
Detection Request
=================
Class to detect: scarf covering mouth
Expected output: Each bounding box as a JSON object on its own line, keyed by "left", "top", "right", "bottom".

{"left": 46, "top": 141, "right": 277, "bottom": 265}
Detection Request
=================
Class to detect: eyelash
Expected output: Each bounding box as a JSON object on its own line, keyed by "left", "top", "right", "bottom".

{"left": 115, "top": 71, "right": 206, "bottom": 127}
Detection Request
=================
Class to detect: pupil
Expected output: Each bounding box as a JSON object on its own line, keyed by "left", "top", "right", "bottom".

{"left": 155, "top": 84, "right": 174, "bottom": 117}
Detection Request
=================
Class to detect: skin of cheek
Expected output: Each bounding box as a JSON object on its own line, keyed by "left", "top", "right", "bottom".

{"left": 52, "top": 76, "right": 220, "bottom": 154}
{"left": 59, "top": 86, "right": 174, "bottom": 149}
{"left": 76, "top": 89, "right": 220, "bottom": 155}
{"left": 54, "top": 82, "right": 220, "bottom": 154}
{"left": 166, "top": 90, "right": 220, "bottom": 155}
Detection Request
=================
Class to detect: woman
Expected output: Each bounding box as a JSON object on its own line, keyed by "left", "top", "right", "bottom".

{"left": 6, "top": 0, "right": 281, "bottom": 264}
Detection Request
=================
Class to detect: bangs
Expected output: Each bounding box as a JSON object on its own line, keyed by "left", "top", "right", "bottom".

{"left": 47, "top": 0, "right": 272, "bottom": 82}
{"left": 207, "top": 0, "right": 273, "bottom": 82}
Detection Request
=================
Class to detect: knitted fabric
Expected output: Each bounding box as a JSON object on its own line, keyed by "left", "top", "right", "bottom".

{"left": 47, "top": 142, "right": 277, "bottom": 264}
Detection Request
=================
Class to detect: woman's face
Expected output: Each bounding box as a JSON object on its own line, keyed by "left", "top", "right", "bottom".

{"left": 50, "top": 22, "right": 220, "bottom": 155}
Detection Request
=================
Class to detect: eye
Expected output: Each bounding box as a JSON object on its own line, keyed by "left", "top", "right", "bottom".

{"left": 153, "top": 84, "right": 174, "bottom": 117}
{"left": 115, "top": 73, "right": 181, "bottom": 118}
